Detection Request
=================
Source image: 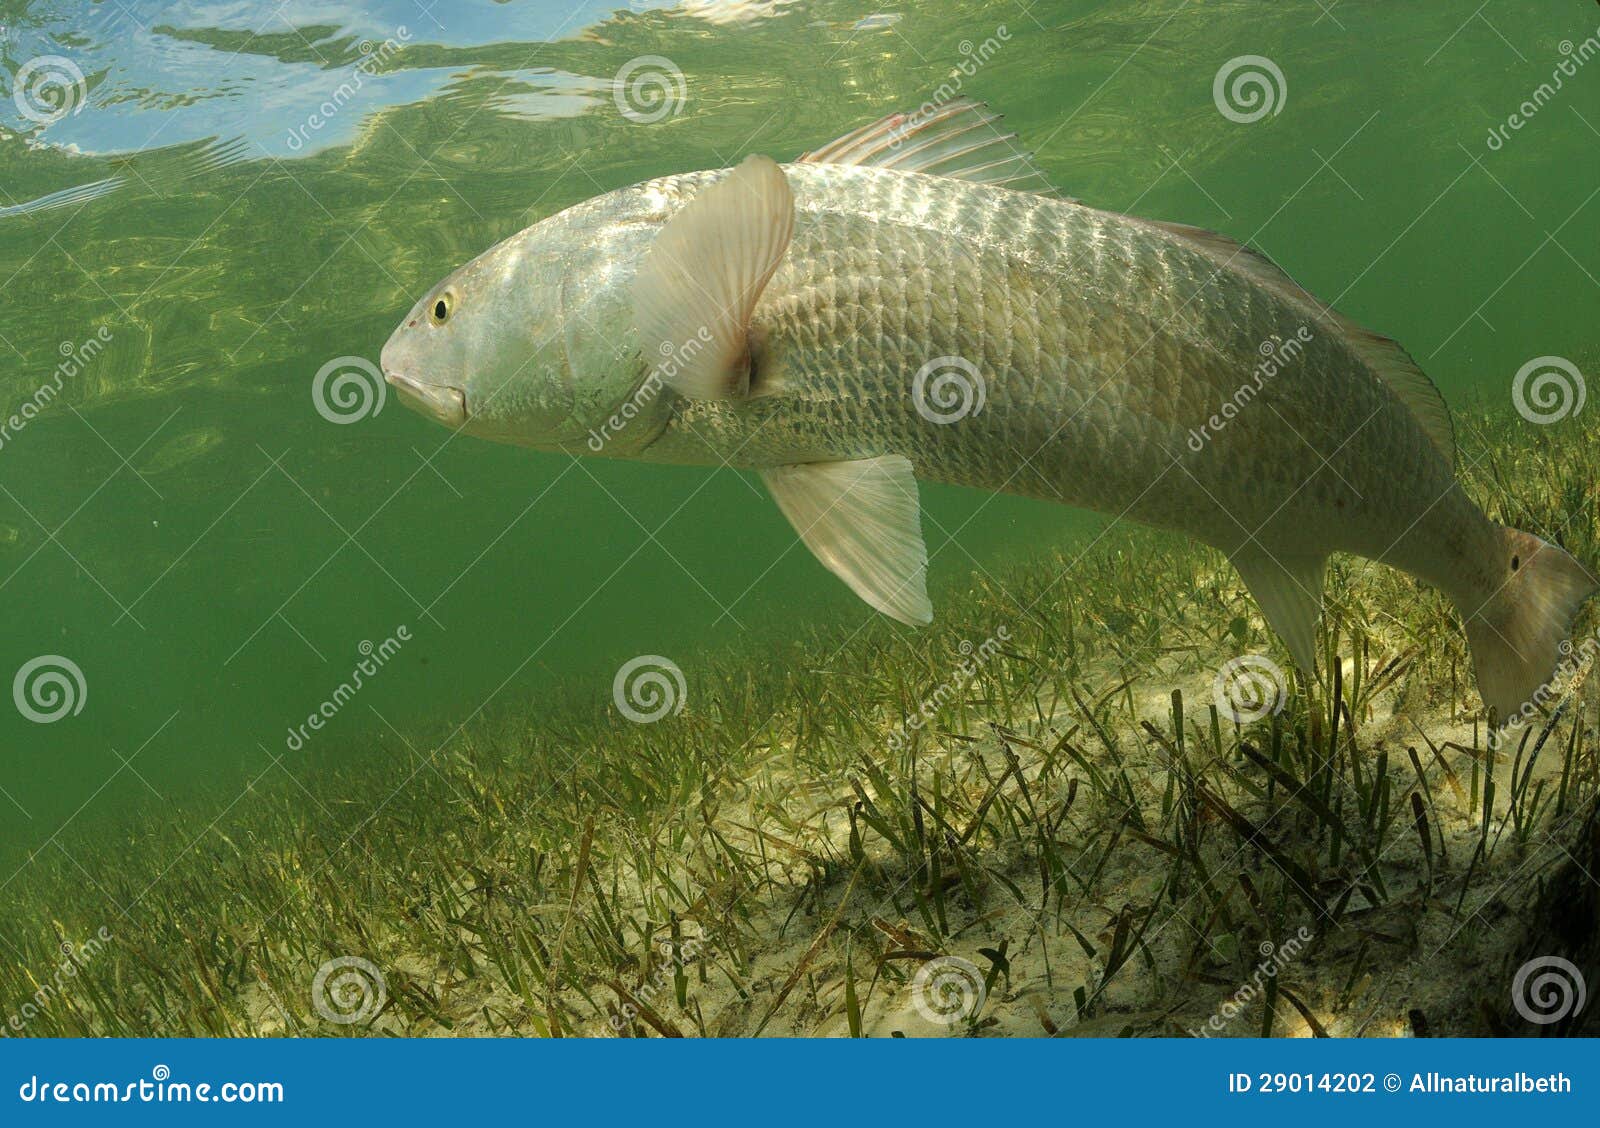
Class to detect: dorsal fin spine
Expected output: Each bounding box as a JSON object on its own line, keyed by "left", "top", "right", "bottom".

{"left": 798, "top": 96, "right": 1061, "bottom": 198}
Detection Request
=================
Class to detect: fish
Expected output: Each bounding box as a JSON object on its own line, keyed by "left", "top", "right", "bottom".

{"left": 380, "top": 97, "right": 1595, "bottom": 721}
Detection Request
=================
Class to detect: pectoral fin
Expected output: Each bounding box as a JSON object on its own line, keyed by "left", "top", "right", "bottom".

{"left": 761, "top": 456, "right": 932, "bottom": 626}
{"left": 632, "top": 154, "right": 794, "bottom": 400}
{"left": 1230, "top": 548, "right": 1327, "bottom": 676}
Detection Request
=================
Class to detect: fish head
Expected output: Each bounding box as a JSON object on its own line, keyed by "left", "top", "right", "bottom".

{"left": 380, "top": 225, "right": 579, "bottom": 445}
{"left": 381, "top": 191, "right": 674, "bottom": 453}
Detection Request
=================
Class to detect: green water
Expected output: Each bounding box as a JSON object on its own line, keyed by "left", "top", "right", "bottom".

{"left": 0, "top": 0, "right": 1596, "bottom": 862}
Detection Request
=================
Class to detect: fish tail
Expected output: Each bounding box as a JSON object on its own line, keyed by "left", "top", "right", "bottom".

{"left": 1456, "top": 527, "right": 1597, "bottom": 724}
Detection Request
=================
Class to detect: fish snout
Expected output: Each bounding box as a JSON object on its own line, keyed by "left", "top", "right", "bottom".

{"left": 384, "top": 369, "right": 466, "bottom": 428}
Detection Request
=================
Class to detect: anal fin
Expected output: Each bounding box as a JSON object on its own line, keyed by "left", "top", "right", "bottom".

{"left": 1230, "top": 548, "right": 1327, "bottom": 676}
{"left": 761, "top": 455, "right": 932, "bottom": 626}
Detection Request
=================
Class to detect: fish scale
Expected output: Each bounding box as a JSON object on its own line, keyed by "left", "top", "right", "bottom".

{"left": 381, "top": 102, "right": 1595, "bottom": 720}
{"left": 641, "top": 162, "right": 1460, "bottom": 577}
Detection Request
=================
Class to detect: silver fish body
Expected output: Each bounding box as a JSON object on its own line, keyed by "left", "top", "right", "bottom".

{"left": 381, "top": 107, "right": 1594, "bottom": 721}
{"left": 623, "top": 163, "right": 1474, "bottom": 595}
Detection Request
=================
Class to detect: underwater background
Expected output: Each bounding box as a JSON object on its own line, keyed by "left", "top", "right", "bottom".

{"left": 1, "top": 0, "right": 1597, "bottom": 881}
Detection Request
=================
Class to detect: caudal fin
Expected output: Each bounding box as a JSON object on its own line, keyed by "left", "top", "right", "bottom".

{"left": 1456, "top": 528, "right": 1597, "bottom": 724}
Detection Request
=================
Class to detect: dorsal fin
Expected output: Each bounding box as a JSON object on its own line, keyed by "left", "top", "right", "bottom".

{"left": 1138, "top": 217, "right": 1456, "bottom": 471}
{"left": 798, "top": 97, "right": 1064, "bottom": 197}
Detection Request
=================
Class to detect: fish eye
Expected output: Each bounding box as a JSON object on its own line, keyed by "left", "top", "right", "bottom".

{"left": 430, "top": 291, "right": 454, "bottom": 325}
{"left": 1511, "top": 554, "right": 1521, "bottom": 572}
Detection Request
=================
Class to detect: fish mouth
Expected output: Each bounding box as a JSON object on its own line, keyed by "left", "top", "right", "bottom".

{"left": 385, "top": 371, "right": 466, "bottom": 428}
